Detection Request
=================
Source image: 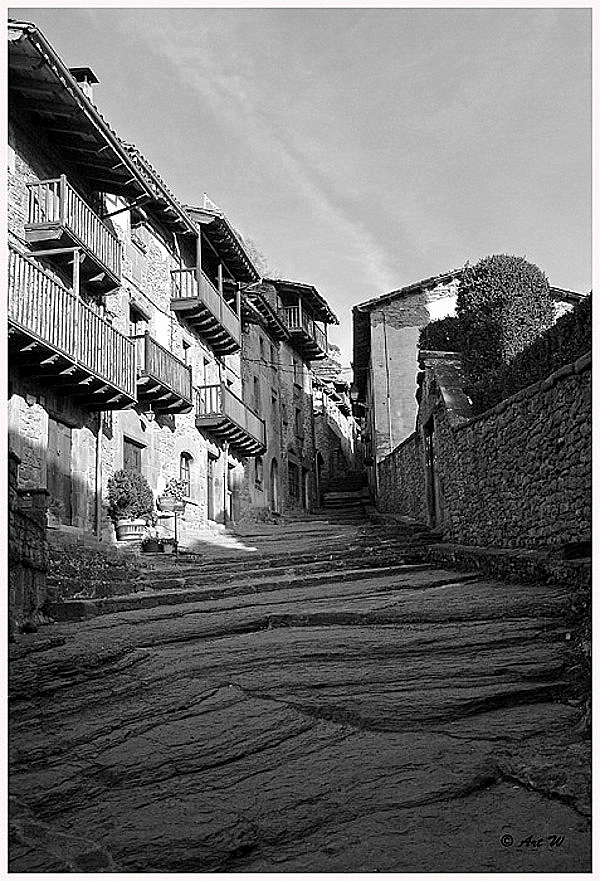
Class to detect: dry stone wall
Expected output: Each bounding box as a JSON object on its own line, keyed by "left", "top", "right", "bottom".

{"left": 377, "top": 431, "right": 428, "bottom": 523}
{"left": 378, "top": 353, "right": 591, "bottom": 550}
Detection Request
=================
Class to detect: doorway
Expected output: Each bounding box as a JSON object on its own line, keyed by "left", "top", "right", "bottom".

{"left": 48, "top": 417, "right": 73, "bottom": 525}
{"left": 270, "top": 458, "right": 279, "bottom": 513}
{"left": 424, "top": 418, "right": 442, "bottom": 527}
{"left": 206, "top": 454, "right": 217, "bottom": 521}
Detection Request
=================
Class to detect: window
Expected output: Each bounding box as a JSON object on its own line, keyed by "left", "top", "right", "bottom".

{"left": 259, "top": 336, "right": 264, "bottom": 360}
{"left": 270, "top": 344, "right": 277, "bottom": 369}
{"left": 180, "top": 452, "right": 192, "bottom": 497}
{"left": 271, "top": 389, "right": 278, "bottom": 412}
{"left": 295, "top": 407, "right": 303, "bottom": 438}
{"left": 288, "top": 462, "right": 300, "bottom": 500}
{"left": 255, "top": 456, "right": 264, "bottom": 488}
{"left": 253, "top": 376, "right": 261, "bottom": 412}
{"left": 129, "top": 304, "right": 148, "bottom": 338}
{"left": 293, "top": 359, "right": 301, "bottom": 387}
{"left": 123, "top": 437, "right": 144, "bottom": 472}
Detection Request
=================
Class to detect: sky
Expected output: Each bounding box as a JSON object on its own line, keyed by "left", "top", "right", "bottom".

{"left": 9, "top": 5, "right": 592, "bottom": 367}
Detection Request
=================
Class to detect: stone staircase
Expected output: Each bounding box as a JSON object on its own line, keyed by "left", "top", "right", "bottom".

{"left": 317, "top": 473, "right": 368, "bottom": 524}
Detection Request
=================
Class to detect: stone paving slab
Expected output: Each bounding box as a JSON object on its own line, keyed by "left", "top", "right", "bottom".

{"left": 9, "top": 520, "right": 590, "bottom": 872}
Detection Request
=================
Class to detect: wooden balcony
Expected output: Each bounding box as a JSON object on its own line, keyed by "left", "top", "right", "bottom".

{"left": 280, "top": 305, "right": 328, "bottom": 360}
{"left": 25, "top": 176, "right": 122, "bottom": 293}
{"left": 132, "top": 332, "right": 193, "bottom": 414}
{"left": 8, "top": 245, "right": 136, "bottom": 408}
{"left": 196, "top": 384, "right": 266, "bottom": 456}
{"left": 171, "top": 268, "right": 241, "bottom": 355}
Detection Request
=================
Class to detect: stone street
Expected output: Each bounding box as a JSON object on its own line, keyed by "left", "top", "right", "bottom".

{"left": 9, "top": 516, "right": 590, "bottom": 873}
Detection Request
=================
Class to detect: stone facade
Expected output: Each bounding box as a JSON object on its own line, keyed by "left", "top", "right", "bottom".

{"left": 377, "top": 351, "right": 591, "bottom": 551}
{"left": 7, "top": 20, "right": 339, "bottom": 594}
{"left": 313, "top": 382, "right": 359, "bottom": 490}
{"left": 7, "top": 25, "right": 253, "bottom": 565}
{"left": 239, "top": 283, "right": 326, "bottom": 520}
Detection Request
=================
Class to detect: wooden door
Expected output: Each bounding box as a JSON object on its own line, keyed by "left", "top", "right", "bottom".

{"left": 424, "top": 418, "right": 442, "bottom": 527}
{"left": 270, "top": 459, "right": 279, "bottom": 513}
{"left": 207, "top": 455, "right": 216, "bottom": 521}
{"left": 48, "top": 418, "right": 72, "bottom": 525}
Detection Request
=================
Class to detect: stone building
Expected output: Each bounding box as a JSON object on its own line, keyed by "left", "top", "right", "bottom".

{"left": 239, "top": 280, "right": 339, "bottom": 519}
{"left": 352, "top": 268, "right": 584, "bottom": 499}
{"left": 7, "top": 20, "right": 266, "bottom": 557}
{"left": 312, "top": 378, "right": 359, "bottom": 493}
{"left": 7, "top": 18, "right": 340, "bottom": 584}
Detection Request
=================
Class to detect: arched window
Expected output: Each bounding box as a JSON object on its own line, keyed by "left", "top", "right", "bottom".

{"left": 180, "top": 452, "right": 192, "bottom": 498}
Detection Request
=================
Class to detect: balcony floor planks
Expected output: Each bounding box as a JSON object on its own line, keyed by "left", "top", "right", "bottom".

{"left": 24, "top": 222, "right": 120, "bottom": 294}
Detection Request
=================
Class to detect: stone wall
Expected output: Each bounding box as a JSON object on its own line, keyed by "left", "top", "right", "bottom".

{"left": 8, "top": 452, "right": 49, "bottom": 630}
{"left": 377, "top": 352, "right": 591, "bottom": 550}
{"left": 377, "top": 431, "right": 428, "bottom": 523}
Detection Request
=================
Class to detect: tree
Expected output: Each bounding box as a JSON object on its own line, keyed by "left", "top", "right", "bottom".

{"left": 457, "top": 255, "right": 554, "bottom": 411}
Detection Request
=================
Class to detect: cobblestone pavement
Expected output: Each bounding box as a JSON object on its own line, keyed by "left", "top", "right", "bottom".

{"left": 9, "top": 519, "right": 590, "bottom": 872}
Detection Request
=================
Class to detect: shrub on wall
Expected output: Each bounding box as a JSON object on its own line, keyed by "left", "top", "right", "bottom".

{"left": 418, "top": 315, "right": 463, "bottom": 352}
{"left": 457, "top": 255, "right": 555, "bottom": 412}
{"left": 496, "top": 294, "right": 591, "bottom": 404}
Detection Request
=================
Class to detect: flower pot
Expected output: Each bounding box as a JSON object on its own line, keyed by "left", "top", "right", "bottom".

{"left": 115, "top": 518, "right": 147, "bottom": 542}
{"left": 162, "top": 543, "right": 176, "bottom": 555}
{"left": 158, "top": 496, "right": 186, "bottom": 513}
{"left": 141, "top": 540, "right": 163, "bottom": 554}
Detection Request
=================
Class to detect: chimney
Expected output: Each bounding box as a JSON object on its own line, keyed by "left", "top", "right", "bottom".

{"left": 69, "top": 67, "right": 99, "bottom": 102}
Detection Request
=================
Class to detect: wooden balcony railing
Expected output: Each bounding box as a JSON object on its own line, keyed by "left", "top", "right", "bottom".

{"left": 170, "top": 268, "right": 240, "bottom": 354}
{"left": 8, "top": 245, "right": 135, "bottom": 405}
{"left": 196, "top": 383, "right": 266, "bottom": 455}
{"left": 131, "top": 332, "right": 193, "bottom": 412}
{"left": 279, "top": 306, "right": 328, "bottom": 357}
{"left": 26, "top": 176, "right": 121, "bottom": 284}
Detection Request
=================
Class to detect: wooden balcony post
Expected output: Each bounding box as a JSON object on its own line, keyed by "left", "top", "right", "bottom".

{"left": 59, "top": 174, "right": 67, "bottom": 225}
{"left": 195, "top": 234, "right": 202, "bottom": 282}
{"left": 298, "top": 297, "right": 303, "bottom": 328}
{"left": 143, "top": 330, "right": 150, "bottom": 372}
{"left": 72, "top": 248, "right": 81, "bottom": 299}
{"left": 217, "top": 263, "right": 223, "bottom": 297}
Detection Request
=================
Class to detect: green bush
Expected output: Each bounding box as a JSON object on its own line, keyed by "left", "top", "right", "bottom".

{"left": 419, "top": 315, "right": 463, "bottom": 352}
{"left": 467, "top": 293, "right": 591, "bottom": 410}
{"left": 457, "top": 255, "right": 555, "bottom": 412}
{"left": 107, "top": 469, "right": 154, "bottom": 522}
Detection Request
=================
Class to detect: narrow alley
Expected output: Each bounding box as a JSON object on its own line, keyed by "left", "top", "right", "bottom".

{"left": 9, "top": 508, "right": 590, "bottom": 873}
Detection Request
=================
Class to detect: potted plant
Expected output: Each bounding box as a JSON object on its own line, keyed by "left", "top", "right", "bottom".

{"left": 161, "top": 537, "right": 178, "bottom": 555}
{"left": 141, "top": 531, "right": 164, "bottom": 554}
{"left": 107, "top": 469, "right": 155, "bottom": 541}
{"left": 158, "top": 477, "right": 187, "bottom": 513}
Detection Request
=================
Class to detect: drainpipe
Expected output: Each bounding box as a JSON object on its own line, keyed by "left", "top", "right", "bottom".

{"left": 95, "top": 412, "right": 103, "bottom": 539}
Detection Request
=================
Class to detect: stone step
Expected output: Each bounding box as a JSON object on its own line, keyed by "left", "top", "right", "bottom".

{"left": 46, "top": 562, "right": 435, "bottom": 621}
{"left": 139, "top": 539, "right": 430, "bottom": 579}
{"left": 144, "top": 553, "right": 428, "bottom": 591}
